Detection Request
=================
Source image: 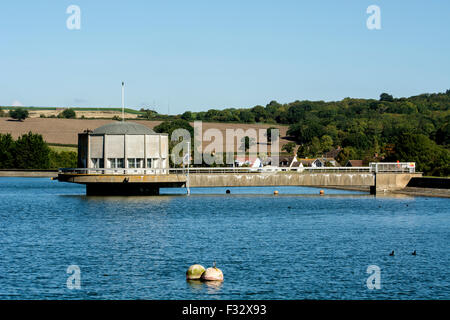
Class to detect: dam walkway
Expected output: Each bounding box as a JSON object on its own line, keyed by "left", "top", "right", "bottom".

{"left": 57, "top": 163, "right": 420, "bottom": 195}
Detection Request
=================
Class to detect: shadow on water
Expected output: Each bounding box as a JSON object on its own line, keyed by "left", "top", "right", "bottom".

{"left": 59, "top": 193, "right": 414, "bottom": 200}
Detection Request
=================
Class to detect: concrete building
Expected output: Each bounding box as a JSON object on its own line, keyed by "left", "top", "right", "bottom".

{"left": 78, "top": 122, "right": 169, "bottom": 174}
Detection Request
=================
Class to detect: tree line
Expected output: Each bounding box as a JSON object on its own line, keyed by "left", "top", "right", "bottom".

{"left": 0, "top": 132, "right": 77, "bottom": 169}
{"left": 174, "top": 91, "right": 449, "bottom": 176}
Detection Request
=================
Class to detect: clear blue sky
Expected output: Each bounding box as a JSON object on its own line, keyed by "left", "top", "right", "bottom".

{"left": 1, "top": 0, "right": 449, "bottom": 114}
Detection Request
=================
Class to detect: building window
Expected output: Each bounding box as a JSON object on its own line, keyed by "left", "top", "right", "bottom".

{"left": 147, "top": 159, "right": 152, "bottom": 168}
{"left": 109, "top": 158, "right": 124, "bottom": 168}
{"left": 91, "top": 158, "right": 104, "bottom": 168}
{"left": 128, "top": 158, "right": 143, "bottom": 169}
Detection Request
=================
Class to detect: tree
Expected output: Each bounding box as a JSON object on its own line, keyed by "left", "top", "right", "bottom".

{"left": 239, "top": 110, "right": 255, "bottom": 123}
{"left": 154, "top": 119, "right": 194, "bottom": 137}
{"left": 59, "top": 108, "right": 76, "bottom": 119}
{"left": 380, "top": 93, "right": 394, "bottom": 102}
{"left": 0, "top": 133, "right": 15, "bottom": 168}
{"left": 387, "top": 133, "right": 450, "bottom": 176}
{"left": 49, "top": 150, "right": 77, "bottom": 169}
{"left": 251, "top": 105, "right": 267, "bottom": 123}
{"left": 320, "top": 135, "right": 333, "bottom": 153}
{"left": 13, "top": 132, "right": 51, "bottom": 169}
{"left": 282, "top": 142, "right": 296, "bottom": 154}
{"left": 9, "top": 108, "right": 29, "bottom": 121}
{"left": 181, "top": 111, "right": 193, "bottom": 121}
{"left": 336, "top": 147, "right": 358, "bottom": 165}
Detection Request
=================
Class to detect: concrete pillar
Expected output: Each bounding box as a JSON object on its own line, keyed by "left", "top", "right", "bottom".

{"left": 144, "top": 134, "right": 147, "bottom": 173}
{"left": 87, "top": 135, "right": 91, "bottom": 168}
{"left": 103, "top": 134, "right": 107, "bottom": 169}
{"left": 124, "top": 134, "right": 127, "bottom": 170}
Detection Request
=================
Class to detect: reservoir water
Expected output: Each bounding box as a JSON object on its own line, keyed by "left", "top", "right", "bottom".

{"left": 0, "top": 177, "right": 448, "bottom": 299}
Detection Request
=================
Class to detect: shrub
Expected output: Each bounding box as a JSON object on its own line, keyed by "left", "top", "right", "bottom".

{"left": 59, "top": 108, "right": 76, "bottom": 119}
{"left": 9, "top": 108, "right": 29, "bottom": 121}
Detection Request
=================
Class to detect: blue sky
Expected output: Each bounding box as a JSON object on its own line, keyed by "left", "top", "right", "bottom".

{"left": 1, "top": 0, "right": 449, "bottom": 114}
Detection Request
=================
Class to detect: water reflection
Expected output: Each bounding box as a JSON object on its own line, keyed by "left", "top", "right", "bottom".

{"left": 187, "top": 280, "right": 223, "bottom": 295}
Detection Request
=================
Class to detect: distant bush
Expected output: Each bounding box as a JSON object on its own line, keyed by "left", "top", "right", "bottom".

{"left": 49, "top": 150, "right": 77, "bottom": 169}
{"left": 112, "top": 115, "right": 121, "bottom": 121}
{"left": 0, "top": 109, "right": 6, "bottom": 117}
{"left": 12, "top": 132, "right": 51, "bottom": 169}
{"left": 59, "top": 108, "right": 76, "bottom": 119}
{"left": 0, "top": 132, "right": 78, "bottom": 169}
{"left": 40, "top": 114, "right": 46, "bottom": 118}
{"left": 9, "top": 108, "right": 29, "bottom": 121}
{"left": 0, "top": 133, "right": 15, "bottom": 168}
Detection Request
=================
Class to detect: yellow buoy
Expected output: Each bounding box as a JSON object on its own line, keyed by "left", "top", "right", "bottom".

{"left": 186, "top": 264, "right": 206, "bottom": 280}
{"left": 274, "top": 190, "right": 279, "bottom": 195}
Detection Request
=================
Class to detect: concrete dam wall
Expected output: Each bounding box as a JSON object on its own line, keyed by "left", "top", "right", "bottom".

{"left": 188, "top": 172, "right": 375, "bottom": 188}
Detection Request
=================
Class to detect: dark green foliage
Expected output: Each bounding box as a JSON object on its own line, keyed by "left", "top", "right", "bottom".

{"left": 9, "top": 108, "right": 29, "bottom": 121}
{"left": 282, "top": 142, "right": 296, "bottom": 154}
{"left": 0, "top": 134, "right": 15, "bottom": 168}
{"left": 380, "top": 93, "right": 394, "bottom": 102}
{"left": 386, "top": 133, "right": 450, "bottom": 176}
{"left": 49, "top": 150, "right": 77, "bottom": 169}
{"left": 59, "top": 108, "right": 76, "bottom": 119}
{"left": 181, "top": 111, "right": 193, "bottom": 121}
{"left": 154, "top": 119, "right": 194, "bottom": 137}
{"left": 0, "top": 133, "right": 78, "bottom": 169}
{"left": 436, "top": 122, "right": 449, "bottom": 146}
{"left": 12, "top": 132, "right": 51, "bottom": 169}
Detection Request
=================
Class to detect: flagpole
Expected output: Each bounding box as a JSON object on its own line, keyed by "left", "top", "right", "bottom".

{"left": 121, "top": 82, "right": 125, "bottom": 122}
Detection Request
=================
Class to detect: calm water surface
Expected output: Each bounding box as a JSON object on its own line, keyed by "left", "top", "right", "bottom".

{"left": 0, "top": 177, "right": 449, "bottom": 299}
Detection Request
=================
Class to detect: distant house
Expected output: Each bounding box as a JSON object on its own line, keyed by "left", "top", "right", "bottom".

{"left": 279, "top": 156, "right": 297, "bottom": 167}
{"left": 298, "top": 159, "right": 317, "bottom": 167}
{"left": 297, "top": 158, "right": 339, "bottom": 168}
{"left": 345, "top": 160, "right": 364, "bottom": 167}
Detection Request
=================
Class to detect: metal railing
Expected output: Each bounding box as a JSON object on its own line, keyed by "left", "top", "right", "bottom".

{"left": 58, "top": 162, "right": 415, "bottom": 175}
{"left": 369, "top": 162, "right": 416, "bottom": 173}
{"left": 59, "top": 168, "right": 169, "bottom": 175}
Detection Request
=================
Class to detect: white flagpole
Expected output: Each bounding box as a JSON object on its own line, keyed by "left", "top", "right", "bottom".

{"left": 121, "top": 82, "right": 125, "bottom": 122}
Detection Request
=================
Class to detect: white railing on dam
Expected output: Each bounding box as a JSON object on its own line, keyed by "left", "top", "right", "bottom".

{"left": 59, "top": 162, "right": 415, "bottom": 175}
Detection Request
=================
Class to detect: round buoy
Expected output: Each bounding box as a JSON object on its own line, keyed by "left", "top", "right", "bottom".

{"left": 226, "top": 189, "right": 231, "bottom": 194}
{"left": 186, "top": 264, "right": 206, "bottom": 280}
{"left": 274, "top": 190, "right": 279, "bottom": 195}
{"left": 201, "top": 266, "right": 224, "bottom": 282}
{"left": 320, "top": 190, "right": 325, "bottom": 195}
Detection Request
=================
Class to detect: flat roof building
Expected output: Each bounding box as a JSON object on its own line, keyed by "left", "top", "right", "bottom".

{"left": 78, "top": 121, "right": 168, "bottom": 174}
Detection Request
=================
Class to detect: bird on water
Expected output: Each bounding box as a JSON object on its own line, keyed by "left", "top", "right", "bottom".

{"left": 389, "top": 250, "right": 395, "bottom": 256}
{"left": 412, "top": 250, "right": 417, "bottom": 256}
